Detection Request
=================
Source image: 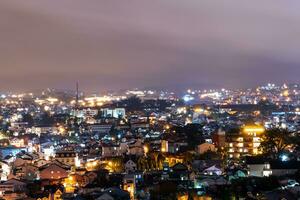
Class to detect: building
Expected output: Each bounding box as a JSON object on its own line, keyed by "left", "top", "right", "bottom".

{"left": 10, "top": 138, "right": 25, "bottom": 148}
{"left": 226, "top": 126, "right": 264, "bottom": 159}
{"left": 0, "top": 178, "right": 27, "bottom": 196}
{"left": 55, "top": 150, "right": 77, "bottom": 166}
{"left": 124, "top": 160, "right": 137, "bottom": 173}
{"left": 39, "top": 163, "right": 68, "bottom": 180}
{"left": 102, "top": 143, "right": 127, "bottom": 158}
{"left": 197, "top": 143, "right": 216, "bottom": 154}
{"left": 161, "top": 139, "right": 187, "bottom": 154}
{"left": 246, "top": 156, "right": 271, "bottom": 177}
{"left": 246, "top": 157, "right": 300, "bottom": 177}
{"left": 88, "top": 123, "right": 113, "bottom": 134}
{"left": 101, "top": 108, "right": 126, "bottom": 118}
{"left": 96, "top": 188, "right": 130, "bottom": 200}
{"left": 212, "top": 129, "right": 226, "bottom": 149}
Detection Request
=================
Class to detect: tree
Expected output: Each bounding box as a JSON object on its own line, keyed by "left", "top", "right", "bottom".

{"left": 95, "top": 169, "right": 109, "bottom": 187}
{"left": 22, "top": 113, "right": 34, "bottom": 127}
{"left": 38, "top": 112, "right": 54, "bottom": 126}
{"left": 184, "top": 124, "right": 204, "bottom": 150}
{"left": 26, "top": 180, "right": 42, "bottom": 197}
{"left": 121, "top": 96, "right": 142, "bottom": 111}
{"left": 260, "top": 128, "right": 295, "bottom": 158}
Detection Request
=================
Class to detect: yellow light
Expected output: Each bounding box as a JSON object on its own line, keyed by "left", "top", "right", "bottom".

{"left": 143, "top": 145, "right": 149, "bottom": 154}
{"left": 96, "top": 102, "right": 103, "bottom": 106}
{"left": 194, "top": 107, "right": 203, "bottom": 113}
{"left": 44, "top": 106, "right": 50, "bottom": 111}
{"left": 58, "top": 126, "right": 65, "bottom": 134}
{"left": 243, "top": 126, "right": 265, "bottom": 134}
{"left": 282, "top": 90, "right": 289, "bottom": 97}
{"left": 86, "top": 163, "right": 91, "bottom": 167}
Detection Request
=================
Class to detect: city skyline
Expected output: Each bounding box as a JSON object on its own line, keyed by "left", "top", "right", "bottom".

{"left": 1, "top": 0, "right": 300, "bottom": 92}
{"left": 0, "top": 1, "right": 299, "bottom": 199}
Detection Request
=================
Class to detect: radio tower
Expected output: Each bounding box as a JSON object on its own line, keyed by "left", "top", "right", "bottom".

{"left": 73, "top": 81, "right": 80, "bottom": 135}
{"left": 76, "top": 81, "right": 79, "bottom": 109}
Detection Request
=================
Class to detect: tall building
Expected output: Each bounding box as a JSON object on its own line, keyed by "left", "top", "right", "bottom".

{"left": 226, "top": 126, "right": 264, "bottom": 159}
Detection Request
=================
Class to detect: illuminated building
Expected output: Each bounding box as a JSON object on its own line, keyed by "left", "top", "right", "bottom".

{"left": 63, "top": 176, "right": 76, "bottom": 193}
{"left": 85, "top": 160, "right": 99, "bottom": 171}
{"left": 101, "top": 108, "right": 126, "bottom": 118}
{"left": 0, "top": 161, "right": 11, "bottom": 181}
{"left": 212, "top": 129, "right": 226, "bottom": 149}
{"left": 123, "top": 173, "right": 142, "bottom": 200}
{"left": 55, "top": 150, "right": 77, "bottom": 166}
{"left": 161, "top": 140, "right": 168, "bottom": 153}
{"left": 39, "top": 163, "right": 68, "bottom": 180}
{"left": 226, "top": 126, "right": 264, "bottom": 159}
{"left": 9, "top": 138, "right": 25, "bottom": 148}
{"left": 197, "top": 143, "right": 216, "bottom": 154}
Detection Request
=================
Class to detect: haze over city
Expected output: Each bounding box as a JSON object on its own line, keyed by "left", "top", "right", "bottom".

{"left": 1, "top": 0, "right": 300, "bottom": 92}
{"left": 1, "top": 1, "right": 300, "bottom": 199}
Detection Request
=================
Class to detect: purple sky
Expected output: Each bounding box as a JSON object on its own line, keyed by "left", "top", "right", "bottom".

{"left": 0, "top": 0, "right": 300, "bottom": 92}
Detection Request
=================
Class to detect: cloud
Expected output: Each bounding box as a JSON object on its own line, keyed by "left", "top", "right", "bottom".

{"left": 0, "top": 0, "right": 299, "bottom": 92}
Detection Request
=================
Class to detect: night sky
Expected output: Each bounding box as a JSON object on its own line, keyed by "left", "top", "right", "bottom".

{"left": 1, "top": 0, "right": 300, "bottom": 92}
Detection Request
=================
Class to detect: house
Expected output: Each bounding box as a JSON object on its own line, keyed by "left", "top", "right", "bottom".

{"left": 170, "top": 163, "right": 189, "bottom": 181}
{"left": 246, "top": 156, "right": 271, "bottom": 177}
{"left": 269, "top": 160, "right": 300, "bottom": 176}
{"left": 197, "top": 143, "right": 216, "bottom": 154}
{"left": 125, "top": 160, "right": 137, "bottom": 173}
{"left": 34, "top": 159, "right": 51, "bottom": 168}
{"left": 203, "top": 165, "right": 222, "bottom": 176}
{"left": 55, "top": 150, "right": 77, "bottom": 166}
{"left": 0, "top": 160, "right": 11, "bottom": 181}
{"left": 14, "top": 163, "right": 39, "bottom": 180}
{"left": 0, "top": 178, "right": 27, "bottom": 196}
{"left": 192, "top": 160, "right": 222, "bottom": 172}
{"left": 96, "top": 187, "right": 130, "bottom": 200}
{"left": 39, "top": 163, "right": 68, "bottom": 180}
{"left": 10, "top": 138, "right": 25, "bottom": 148}
{"left": 13, "top": 157, "right": 32, "bottom": 167}
{"left": 127, "top": 139, "right": 144, "bottom": 156}
{"left": 102, "top": 144, "right": 126, "bottom": 158}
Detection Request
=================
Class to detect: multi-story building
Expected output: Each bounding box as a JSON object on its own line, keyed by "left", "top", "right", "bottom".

{"left": 55, "top": 149, "right": 77, "bottom": 166}
{"left": 226, "top": 126, "right": 264, "bottom": 159}
{"left": 101, "top": 108, "right": 125, "bottom": 118}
